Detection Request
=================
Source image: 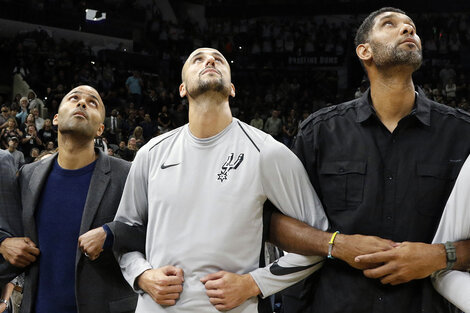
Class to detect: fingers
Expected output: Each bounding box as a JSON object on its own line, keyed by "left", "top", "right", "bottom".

{"left": 201, "top": 271, "right": 224, "bottom": 284}
{"left": 24, "top": 244, "right": 40, "bottom": 256}
{"left": 163, "top": 265, "right": 184, "bottom": 280}
{"left": 355, "top": 250, "right": 391, "bottom": 264}
{"left": 23, "top": 237, "right": 37, "bottom": 248}
{"left": 363, "top": 262, "right": 396, "bottom": 279}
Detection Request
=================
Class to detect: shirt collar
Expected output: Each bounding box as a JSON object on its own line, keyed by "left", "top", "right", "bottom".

{"left": 355, "top": 87, "right": 431, "bottom": 126}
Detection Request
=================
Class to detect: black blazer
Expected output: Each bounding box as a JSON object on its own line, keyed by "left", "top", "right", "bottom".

{"left": 18, "top": 150, "right": 138, "bottom": 313}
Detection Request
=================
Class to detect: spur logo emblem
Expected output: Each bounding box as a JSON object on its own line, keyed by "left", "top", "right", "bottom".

{"left": 217, "top": 153, "right": 244, "bottom": 182}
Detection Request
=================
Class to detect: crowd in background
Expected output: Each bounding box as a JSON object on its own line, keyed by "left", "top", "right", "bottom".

{"left": 0, "top": 10, "right": 469, "bottom": 168}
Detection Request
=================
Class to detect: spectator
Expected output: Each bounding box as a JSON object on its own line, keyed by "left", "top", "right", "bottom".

{"left": 38, "top": 119, "right": 57, "bottom": 146}
{"left": 20, "top": 114, "right": 36, "bottom": 135}
{"left": 157, "top": 105, "right": 172, "bottom": 133}
{"left": 6, "top": 137, "right": 24, "bottom": 169}
{"left": 130, "top": 126, "right": 145, "bottom": 148}
{"left": 24, "top": 147, "right": 40, "bottom": 164}
{"left": 116, "top": 140, "right": 134, "bottom": 161}
{"left": 32, "top": 108, "right": 44, "bottom": 131}
{"left": 16, "top": 97, "right": 28, "bottom": 124}
{"left": 0, "top": 118, "right": 23, "bottom": 149}
{"left": 0, "top": 106, "right": 10, "bottom": 129}
{"left": 264, "top": 109, "right": 283, "bottom": 141}
{"left": 125, "top": 70, "right": 144, "bottom": 105}
{"left": 104, "top": 109, "right": 122, "bottom": 144}
{"left": 20, "top": 125, "right": 42, "bottom": 157}
{"left": 140, "top": 114, "right": 156, "bottom": 140}
{"left": 250, "top": 112, "right": 264, "bottom": 130}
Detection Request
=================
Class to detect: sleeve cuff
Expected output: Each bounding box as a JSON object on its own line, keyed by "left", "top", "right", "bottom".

{"left": 102, "top": 224, "right": 114, "bottom": 249}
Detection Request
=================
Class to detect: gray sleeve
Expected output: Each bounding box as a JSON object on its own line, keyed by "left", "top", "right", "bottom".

{"left": 113, "top": 148, "right": 152, "bottom": 291}
{"left": 0, "top": 152, "right": 24, "bottom": 285}
{"left": 431, "top": 155, "right": 470, "bottom": 312}
{"left": 250, "top": 136, "right": 329, "bottom": 298}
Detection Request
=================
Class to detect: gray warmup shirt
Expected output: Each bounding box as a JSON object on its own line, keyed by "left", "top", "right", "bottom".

{"left": 115, "top": 118, "right": 328, "bottom": 312}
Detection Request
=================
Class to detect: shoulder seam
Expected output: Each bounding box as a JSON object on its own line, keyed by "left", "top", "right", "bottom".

{"left": 237, "top": 121, "right": 260, "bottom": 152}
{"left": 149, "top": 131, "right": 178, "bottom": 151}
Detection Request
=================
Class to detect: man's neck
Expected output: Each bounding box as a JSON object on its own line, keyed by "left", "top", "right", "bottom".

{"left": 57, "top": 134, "right": 97, "bottom": 169}
{"left": 7, "top": 147, "right": 14, "bottom": 153}
{"left": 369, "top": 68, "right": 416, "bottom": 132}
{"left": 188, "top": 94, "right": 233, "bottom": 138}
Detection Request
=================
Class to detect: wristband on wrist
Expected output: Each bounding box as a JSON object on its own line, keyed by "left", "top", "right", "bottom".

{"left": 327, "top": 231, "right": 340, "bottom": 259}
{"left": 0, "top": 299, "right": 8, "bottom": 308}
{"left": 444, "top": 241, "right": 457, "bottom": 270}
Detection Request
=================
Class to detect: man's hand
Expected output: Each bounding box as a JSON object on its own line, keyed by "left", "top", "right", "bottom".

{"left": 333, "top": 234, "right": 397, "bottom": 270}
{"left": 355, "top": 242, "right": 446, "bottom": 285}
{"left": 0, "top": 237, "right": 40, "bottom": 267}
{"left": 137, "top": 266, "right": 184, "bottom": 306}
{"left": 78, "top": 227, "right": 106, "bottom": 261}
{"left": 200, "top": 271, "right": 260, "bottom": 311}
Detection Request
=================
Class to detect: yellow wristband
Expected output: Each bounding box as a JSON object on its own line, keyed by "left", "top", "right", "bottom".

{"left": 327, "top": 231, "right": 340, "bottom": 259}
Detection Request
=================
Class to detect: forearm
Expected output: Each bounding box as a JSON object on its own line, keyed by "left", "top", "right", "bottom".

{"left": 0, "top": 282, "right": 14, "bottom": 301}
{"left": 269, "top": 212, "right": 330, "bottom": 256}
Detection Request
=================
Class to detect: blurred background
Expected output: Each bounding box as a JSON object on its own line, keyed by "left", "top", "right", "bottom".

{"left": 0, "top": 0, "right": 469, "bottom": 163}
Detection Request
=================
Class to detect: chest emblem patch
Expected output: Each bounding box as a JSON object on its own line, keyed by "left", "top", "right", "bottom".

{"left": 217, "top": 153, "right": 244, "bottom": 182}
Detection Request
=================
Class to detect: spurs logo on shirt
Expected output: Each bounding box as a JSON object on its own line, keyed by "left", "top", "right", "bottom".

{"left": 217, "top": 153, "right": 244, "bottom": 182}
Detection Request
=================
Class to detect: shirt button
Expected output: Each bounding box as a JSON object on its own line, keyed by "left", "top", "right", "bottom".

{"left": 339, "top": 167, "right": 345, "bottom": 173}
{"left": 386, "top": 216, "right": 392, "bottom": 221}
{"left": 378, "top": 297, "right": 383, "bottom": 301}
{"left": 387, "top": 176, "right": 393, "bottom": 180}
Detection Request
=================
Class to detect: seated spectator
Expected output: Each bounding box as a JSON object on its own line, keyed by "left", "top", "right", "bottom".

{"left": 25, "top": 147, "right": 40, "bottom": 164}
{"left": 139, "top": 114, "right": 156, "bottom": 140}
{"left": 20, "top": 125, "right": 42, "bottom": 157}
{"left": 130, "top": 126, "right": 145, "bottom": 148}
{"left": 127, "top": 137, "right": 138, "bottom": 159}
{"left": 32, "top": 108, "right": 44, "bottom": 131}
{"left": 157, "top": 105, "right": 172, "bottom": 133}
{"left": 20, "top": 113, "right": 36, "bottom": 134}
{"left": 45, "top": 140, "right": 55, "bottom": 151}
{"left": 0, "top": 106, "right": 11, "bottom": 129}
{"left": 38, "top": 119, "right": 57, "bottom": 146}
{"left": 7, "top": 136, "right": 24, "bottom": 169}
{"left": 1, "top": 118, "right": 23, "bottom": 149}
{"left": 116, "top": 140, "right": 134, "bottom": 161}
{"left": 250, "top": 112, "right": 264, "bottom": 130}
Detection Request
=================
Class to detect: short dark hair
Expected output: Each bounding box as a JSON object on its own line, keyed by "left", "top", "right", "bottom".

{"left": 354, "top": 7, "right": 406, "bottom": 47}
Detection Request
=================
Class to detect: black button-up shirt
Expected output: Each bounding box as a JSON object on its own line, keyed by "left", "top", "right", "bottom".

{"left": 289, "top": 89, "right": 470, "bottom": 313}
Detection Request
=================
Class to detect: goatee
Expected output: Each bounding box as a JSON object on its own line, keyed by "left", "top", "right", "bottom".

{"left": 371, "top": 40, "right": 422, "bottom": 71}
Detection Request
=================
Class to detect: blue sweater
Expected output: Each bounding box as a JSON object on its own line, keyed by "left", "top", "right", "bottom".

{"left": 34, "top": 159, "right": 96, "bottom": 313}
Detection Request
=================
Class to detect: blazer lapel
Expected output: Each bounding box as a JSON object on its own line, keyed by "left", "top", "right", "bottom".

{"left": 24, "top": 154, "right": 57, "bottom": 243}
{"left": 76, "top": 150, "right": 111, "bottom": 264}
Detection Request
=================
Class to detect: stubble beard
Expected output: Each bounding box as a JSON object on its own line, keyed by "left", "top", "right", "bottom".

{"left": 187, "top": 75, "right": 231, "bottom": 99}
{"left": 59, "top": 118, "right": 95, "bottom": 141}
{"left": 371, "top": 40, "right": 423, "bottom": 72}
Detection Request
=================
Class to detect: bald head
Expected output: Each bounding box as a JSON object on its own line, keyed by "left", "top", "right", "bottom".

{"left": 60, "top": 85, "right": 105, "bottom": 122}
{"left": 181, "top": 48, "right": 231, "bottom": 83}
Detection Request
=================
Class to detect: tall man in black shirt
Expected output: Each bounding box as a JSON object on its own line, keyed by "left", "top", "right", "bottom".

{"left": 271, "top": 7, "right": 470, "bottom": 313}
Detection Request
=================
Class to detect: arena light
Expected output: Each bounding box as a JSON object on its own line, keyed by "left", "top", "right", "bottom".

{"left": 85, "top": 9, "right": 106, "bottom": 23}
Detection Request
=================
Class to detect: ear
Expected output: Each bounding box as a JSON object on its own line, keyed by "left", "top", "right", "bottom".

{"left": 230, "top": 83, "right": 236, "bottom": 98}
{"left": 52, "top": 114, "right": 59, "bottom": 126}
{"left": 356, "top": 43, "right": 372, "bottom": 62}
{"left": 179, "top": 83, "right": 186, "bottom": 98}
{"left": 96, "top": 123, "right": 105, "bottom": 137}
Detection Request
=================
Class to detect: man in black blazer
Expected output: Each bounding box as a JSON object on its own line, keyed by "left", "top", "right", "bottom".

{"left": 0, "top": 85, "right": 139, "bottom": 313}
